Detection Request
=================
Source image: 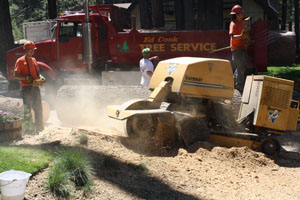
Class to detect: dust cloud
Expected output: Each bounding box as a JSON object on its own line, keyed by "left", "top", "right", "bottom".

{"left": 53, "top": 81, "right": 151, "bottom": 137}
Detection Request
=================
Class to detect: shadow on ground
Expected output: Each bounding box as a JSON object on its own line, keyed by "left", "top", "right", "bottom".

{"left": 4, "top": 142, "right": 203, "bottom": 200}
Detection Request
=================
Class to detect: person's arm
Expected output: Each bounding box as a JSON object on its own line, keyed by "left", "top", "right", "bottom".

{"left": 14, "top": 71, "right": 33, "bottom": 82}
{"left": 146, "top": 71, "right": 153, "bottom": 77}
{"left": 232, "top": 32, "right": 244, "bottom": 39}
{"left": 14, "top": 60, "right": 33, "bottom": 82}
{"left": 229, "top": 21, "right": 245, "bottom": 40}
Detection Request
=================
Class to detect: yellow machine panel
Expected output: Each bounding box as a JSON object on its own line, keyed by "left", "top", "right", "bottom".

{"left": 149, "top": 57, "right": 234, "bottom": 100}
{"left": 287, "top": 100, "right": 300, "bottom": 130}
{"left": 239, "top": 75, "right": 299, "bottom": 132}
{"left": 256, "top": 76, "right": 294, "bottom": 131}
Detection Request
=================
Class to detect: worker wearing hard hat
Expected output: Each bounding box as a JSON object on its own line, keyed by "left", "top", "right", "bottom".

{"left": 140, "top": 48, "right": 154, "bottom": 86}
{"left": 229, "top": 5, "right": 249, "bottom": 93}
{"left": 14, "top": 41, "right": 44, "bottom": 133}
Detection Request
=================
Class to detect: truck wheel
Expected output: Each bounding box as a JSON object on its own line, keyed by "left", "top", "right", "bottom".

{"left": 178, "top": 118, "right": 210, "bottom": 146}
{"left": 260, "top": 139, "right": 280, "bottom": 155}
{"left": 125, "top": 115, "right": 157, "bottom": 139}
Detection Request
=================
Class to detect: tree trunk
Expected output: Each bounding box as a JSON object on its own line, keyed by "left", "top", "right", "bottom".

{"left": 207, "top": 0, "right": 223, "bottom": 30}
{"left": 197, "top": 0, "right": 207, "bottom": 30}
{"left": 175, "top": 0, "right": 184, "bottom": 30}
{"left": 281, "top": 0, "right": 287, "bottom": 30}
{"left": 183, "top": 0, "right": 194, "bottom": 30}
{"left": 48, "top": 0, "right": 57, "bottom": 19}
{"left": 151, "top": 0, "right": 164, "bottom": 28}
{"left": 0, "top": 0, "right": 15, "bottom": 75}
{"left": 198, "top": 0, "right": 223, "bottom": 30}
{"left": 139, "top": 0, "right": 152, "bottom": 29}
{"left": 295, "top": 0, "right": 299, "bottom": 54}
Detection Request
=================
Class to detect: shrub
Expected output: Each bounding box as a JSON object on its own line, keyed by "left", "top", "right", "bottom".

{"left": 47, "top": 163, "right": 71, "bottom": 198}
{"left": 136, "top": 163, "right": 148, "bottom": 172}
{"left": 56, "top": 148, "right": 94, "bottom": 187}
{"left": 47, "top": 148, "right": 95, "bottom": 197}
{"left": 79, "top": 134, "right": 88, "bottom": 145}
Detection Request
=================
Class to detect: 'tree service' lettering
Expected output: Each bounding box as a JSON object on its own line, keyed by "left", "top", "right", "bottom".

{"left": 139, "top": 43, "right": 216, "bottom": 53}
{"left": 141, "top": 36, "right": 216, "bottom": 52}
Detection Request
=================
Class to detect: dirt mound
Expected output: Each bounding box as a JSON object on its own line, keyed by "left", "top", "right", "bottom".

{"left": 212, "top": 146, "right": 276, "bottom": 167}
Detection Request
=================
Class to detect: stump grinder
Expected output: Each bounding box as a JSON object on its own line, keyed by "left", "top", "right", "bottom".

{"left": 108, "top": 57, "right": 300, "bottom": 155}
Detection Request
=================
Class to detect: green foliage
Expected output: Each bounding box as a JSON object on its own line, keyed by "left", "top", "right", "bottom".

{"left": 47, "top": 148, "right": 94, "bottom": 197}
{"left": 279, "top": 0, "right": 295, "bottom": 25}
{"left": 9, "top": 0, "right": 47, "bottom": 41}
{"left": 135, "top": 163, "right": 148, "bottom": 172}
{"left": 259, "top": 65, "right": 300, "bottom": 81}
{"left": 79, "top": 134, "right": 88, "bottom": 145}
{"left": 9, "top": 0, "right": 133, "bottom": 40}
{"left": 0, "top": 146, "right": 53, "bottom": 174}
{"left": 47, "top": 164, "right": 71, "bottom": 198}
{"left": 0, "top": 110, "right": 19, "bottom": 122}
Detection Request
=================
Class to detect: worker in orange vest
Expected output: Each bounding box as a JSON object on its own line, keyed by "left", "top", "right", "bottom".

{"left": 14, "top": 41, "right": 44, "bottom": 133}
{"left": 229, "top": 5, "right": 250, "bottom": 93}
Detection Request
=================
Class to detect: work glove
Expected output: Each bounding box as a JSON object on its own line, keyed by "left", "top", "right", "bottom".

{"left": 39, "top": 74, "right": 46, "bottom": 81}
{"left": 26, "top": 76, "right": 33, "bottom": 82}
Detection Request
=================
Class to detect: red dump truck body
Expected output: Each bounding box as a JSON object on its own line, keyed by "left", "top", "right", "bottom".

{"left": 6, "top": 5, "right": 268, "bottom": 82}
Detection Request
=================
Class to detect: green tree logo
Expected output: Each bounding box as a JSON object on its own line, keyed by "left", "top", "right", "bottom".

{"left": 117, "top": 41, "right": 130, "bottom": 52}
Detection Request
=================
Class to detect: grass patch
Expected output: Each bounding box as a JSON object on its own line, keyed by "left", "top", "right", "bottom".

{"left": 47, "top": 164, "right": 72, "bottom": 198}
{"left": 0, "top": 146, "right": 53, "bottom": 174}
{"left": 259, "top": 65, "right": 300, "bottom": 81}
{"left": 47, "top": 148, "right": 94, "bottom": 198}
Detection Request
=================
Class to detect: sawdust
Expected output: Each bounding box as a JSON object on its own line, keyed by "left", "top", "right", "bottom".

{"left": 1, "top": 85, "right": 300, "bottom": 199}
{"left": 3, "top": 120, "right": 300, "bottom": 200}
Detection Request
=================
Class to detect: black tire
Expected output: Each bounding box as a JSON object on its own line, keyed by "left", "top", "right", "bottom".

{"left": 125, "top": 115, "right": 158, "bottom": 139}
{"left": 260, "top": 139, "right": 280, "bottom": 155}
{"left": 177, "top": 118, "right": 210, "bottom": 146}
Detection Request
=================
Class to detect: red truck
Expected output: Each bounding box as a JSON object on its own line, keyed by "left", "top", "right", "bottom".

{"left": 6, "top": 3, "right": 268, "bottom": 89}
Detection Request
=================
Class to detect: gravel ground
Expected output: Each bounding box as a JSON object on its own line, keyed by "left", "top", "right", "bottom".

{"left": 1, "top": 78, "right": 300, "bottom": 199}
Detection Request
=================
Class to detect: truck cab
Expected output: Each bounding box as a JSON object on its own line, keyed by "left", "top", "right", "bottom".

{"left": 6, "top": 6, "right": 116, "bottom": 83}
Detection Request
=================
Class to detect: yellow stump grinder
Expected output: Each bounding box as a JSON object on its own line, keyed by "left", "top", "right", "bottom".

{"left": 108, "top": 57, "right": 299, "bottom": 155}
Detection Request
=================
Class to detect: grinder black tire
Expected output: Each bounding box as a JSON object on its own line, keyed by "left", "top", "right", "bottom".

{"left": 260, "top": 139, "right": 280, "bottom": 155}
{"left": 125, "top": 115, "right": 158, "bottom": 139}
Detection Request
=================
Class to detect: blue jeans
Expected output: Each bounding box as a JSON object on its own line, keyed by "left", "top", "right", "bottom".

{"left": 232, "top": 49, "right": 248, "bottom": 91}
